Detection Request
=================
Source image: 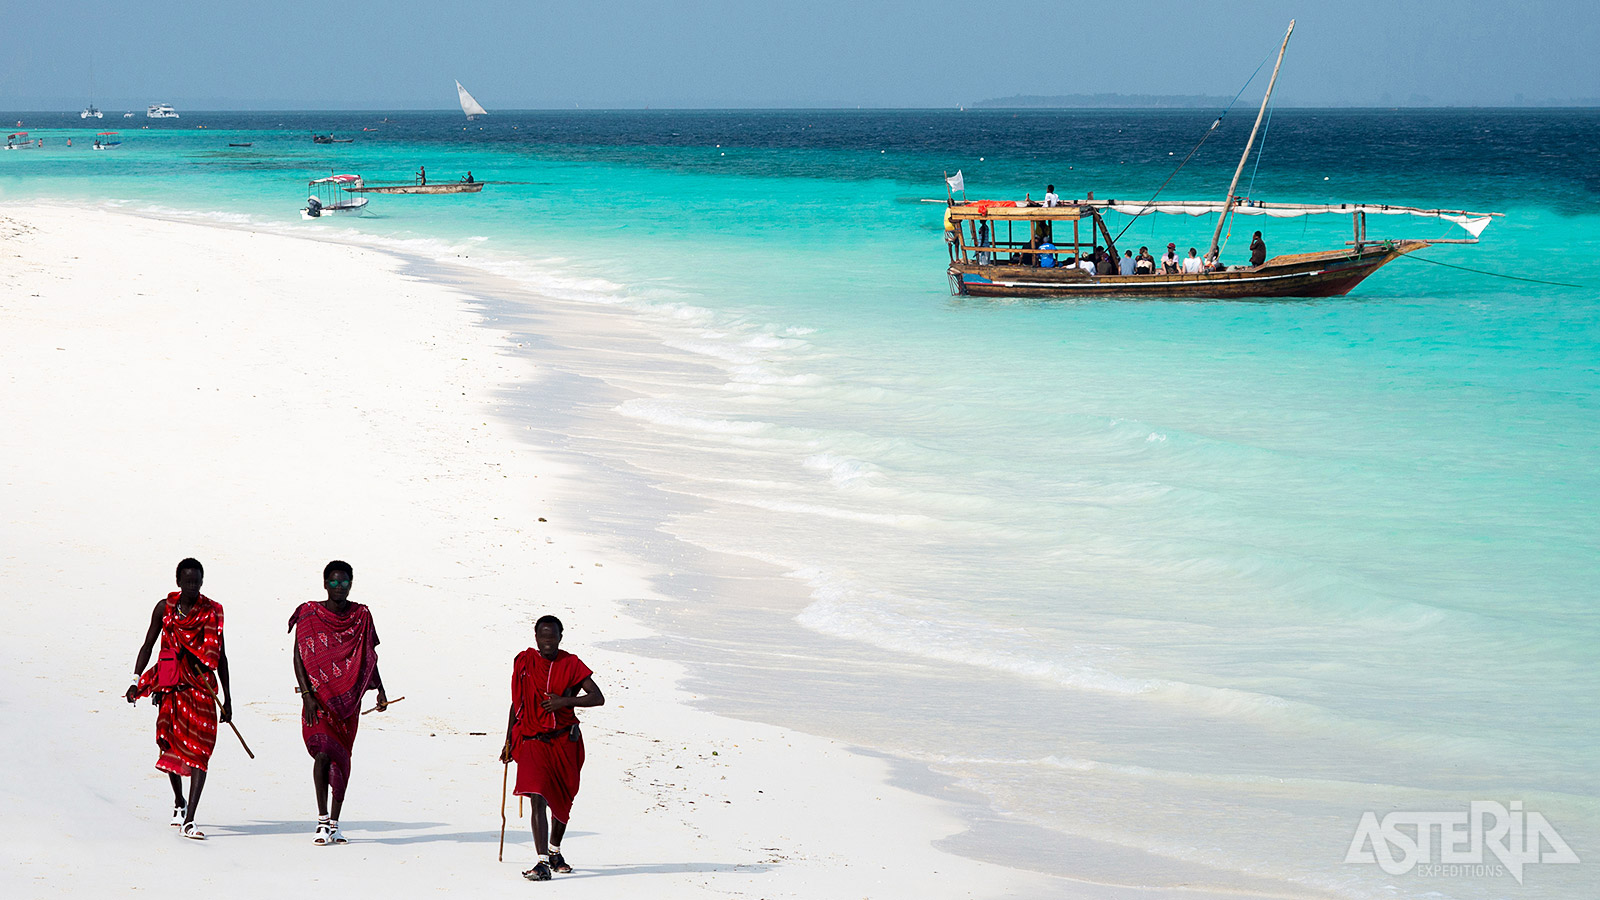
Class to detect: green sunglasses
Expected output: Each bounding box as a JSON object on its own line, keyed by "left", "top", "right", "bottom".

{"left": 326, "top": 579, "right": 352, "bottom": 588}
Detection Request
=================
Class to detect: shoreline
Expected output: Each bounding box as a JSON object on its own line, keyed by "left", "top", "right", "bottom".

{"left": 0, "top": 203, "right": 1052, "bottom": 898}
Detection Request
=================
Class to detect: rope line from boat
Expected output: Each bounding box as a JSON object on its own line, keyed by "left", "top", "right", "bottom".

{"left": 1400, "top": 254, "right": 1583, "bottom": 288}
{"left": 1110, "top": 51, "right": 1273, "bottom": 247}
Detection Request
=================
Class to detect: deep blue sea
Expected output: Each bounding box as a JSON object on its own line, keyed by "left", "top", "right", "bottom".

{"left": 3, "top": 108, "right": 1596, "bottom": 899}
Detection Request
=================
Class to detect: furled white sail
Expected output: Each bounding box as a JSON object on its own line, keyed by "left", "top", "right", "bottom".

{"left": 456, "top": 81, "right": 488, "bottom": 119}
{"left": 1095, "top": 199, "right": 1500, "bottom": 237}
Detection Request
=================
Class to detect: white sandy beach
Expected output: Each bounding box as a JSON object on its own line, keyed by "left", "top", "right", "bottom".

{"left": 0, "top": 205, "right": 1055, "bottom": 899}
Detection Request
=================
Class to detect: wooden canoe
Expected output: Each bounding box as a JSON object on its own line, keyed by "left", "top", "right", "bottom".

{"left": 344, "top": 182, "right": 485, "bottom": 194}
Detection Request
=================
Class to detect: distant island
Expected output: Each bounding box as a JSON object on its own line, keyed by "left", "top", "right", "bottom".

{"left": 972, "top": 93, "right": 1232, "bottom": 109}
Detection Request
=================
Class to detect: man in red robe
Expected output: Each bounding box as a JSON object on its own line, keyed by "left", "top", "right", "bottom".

{"left": 290, "top": 560, "right": 388, "bottom": 846}
{"left": 501, "top": 615, "right": 604, "bottom": 880}
{"left": 125, "top": 557, "right": 232, "bottom": 840}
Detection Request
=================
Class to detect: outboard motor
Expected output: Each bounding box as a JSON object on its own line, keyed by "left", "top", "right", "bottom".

{"left": 305, "top": 196, "right": 323, "bottom": 218}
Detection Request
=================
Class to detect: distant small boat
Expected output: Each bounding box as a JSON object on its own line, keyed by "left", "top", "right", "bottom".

{"left": 123, "top": 112, "right": 135, "bottom": 118}
{"left": 228, "top": 142, "right": 253, "bottom": 147}
{"left": 92, "top": 131, "right": 122, "bottom": 150}
{"left": 4, "top": 131, "right": 33, "bottom": 150}
{"left": 312, "top": 134, "right": 353, "bottom": 144}
{"left": 147, "top": 103, "right": 180, "bottom": 119}
{"left": 457, "top": 80, "right": 487, "bottom": 120}
{"left": 302, "top": 174, "right": 370, "bottom": 218}
{"left": 81, "top": 104, "right": 103, "bottom": 119}
{"left": 345, "top": 181, "right": 485, "bottom": 194}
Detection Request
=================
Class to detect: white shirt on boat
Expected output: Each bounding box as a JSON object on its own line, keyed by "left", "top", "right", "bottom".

{"left": 1077, "top": 258, "right": 1095, "bottom": 274}
{"left": 1181, "top": 255, "right": 1204, "bottom": 274}
{"left": 1043, "top": 191, "right": 1060, "bottom": 207}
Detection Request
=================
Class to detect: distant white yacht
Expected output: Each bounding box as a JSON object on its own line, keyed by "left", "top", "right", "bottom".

{"left": 81, "top": 104, "right": 103, "bottom": 119}
{"left": 146, "top": 103, "right": 180, "bottom": 119}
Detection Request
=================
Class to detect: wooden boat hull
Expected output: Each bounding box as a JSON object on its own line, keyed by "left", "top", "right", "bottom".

{"left": 344, "top": 182, "right": 485, "bottom": 194}
{"left": 949, "top": 242, "right": 1427, "bottom": 300}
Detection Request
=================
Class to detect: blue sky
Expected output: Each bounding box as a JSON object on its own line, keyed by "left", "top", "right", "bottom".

{"left": 3, "top": 0, "right": 1597, "bottom": 109}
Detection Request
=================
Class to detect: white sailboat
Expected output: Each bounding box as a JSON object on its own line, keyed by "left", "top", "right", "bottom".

{"left": 456, "top": 80, "right": 487, "bottom": 120}
{"left": 82, "top": 63, "right": 102, "bottom": 118}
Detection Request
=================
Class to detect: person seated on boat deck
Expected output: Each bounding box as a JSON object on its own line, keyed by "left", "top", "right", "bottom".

{"left": 1182, "top": 247, "right": 1205, "bottom": 274}
{"left": 1119, "top": 250, "right": 1136, "bottom": 276}
{"left": 1135, "top": 247, "right": 1155, "bottom": 275}
{"left": 1076, "top": 254, "right": 1096, "bottom": 275}
{"left": 1092, "top": 247, "right": 1113, "bottom": 276}
{"left": 1203, "top": 250, "right": 1221, "bottom": 273}
{"left": 463, "top": 171, "right": 474, "bottom": 184}
{"left": 1161, "top": 243, "right": 1181, "bottom": 274}
{"left": 1038, "top": 241, "right": 1057, "bottom": 268}
{"left": 1249, "top": 231, "right": 1267, "bottom": 267}
{"left": 1044, "top": 184, "right": 1060, "bottom": 208}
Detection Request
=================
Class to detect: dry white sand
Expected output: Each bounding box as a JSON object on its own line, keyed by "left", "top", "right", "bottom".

{"left": 0, "top": 205, "right": 1054, "bottom": 898}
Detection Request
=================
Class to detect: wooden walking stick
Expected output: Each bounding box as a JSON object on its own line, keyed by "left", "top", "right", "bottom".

{"left": 194, "top": 679, "right": 254, "bottom": 759}
{"left": 362, "top": 695, "right": 404, "bottom": 715}
{"left": 498, "top": 761, "right": 509, "bottom": 861}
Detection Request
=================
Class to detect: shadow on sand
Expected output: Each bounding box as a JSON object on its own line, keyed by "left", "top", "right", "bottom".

{"left": 538, "top": 862, "right": 774, "bottom": 879}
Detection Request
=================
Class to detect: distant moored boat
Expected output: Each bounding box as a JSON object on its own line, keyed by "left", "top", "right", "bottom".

{"left": 147, "top": 103, "right": 180, "bottom": 118}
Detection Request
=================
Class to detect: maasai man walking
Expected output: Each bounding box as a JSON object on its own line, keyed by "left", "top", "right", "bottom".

{"left": 125, "top": 558, "right": 232, "bottom": 840}
{"left": 289, "top": 560, "right": 388, "bottom": 845}
{"left": 500, "top": 615, "right": 604, "bottom": 880}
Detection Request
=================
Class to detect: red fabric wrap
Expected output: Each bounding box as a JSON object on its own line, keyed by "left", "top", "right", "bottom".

{"left": 510, "top": 649, "right": 593, "bottom": 823}
{"left": 513, "top": 729, "right": 585, "bottom": 824}
{"left": 289, "top": 601, "right": 379, "bottom": 801}
{"left": 134, "top": 594, "right": 223, "bottom": 775}
{"left": 973, "top": 200, "right": 1018, "bottom": 215}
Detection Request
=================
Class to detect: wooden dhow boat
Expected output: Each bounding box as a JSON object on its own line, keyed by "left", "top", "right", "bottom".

{"left": 943, "top": 21, "right": 1500, "bottom": 300}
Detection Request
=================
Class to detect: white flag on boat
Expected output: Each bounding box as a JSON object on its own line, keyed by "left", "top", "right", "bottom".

{"left": 946, "top": 170, "right": 964, "bottom": 193}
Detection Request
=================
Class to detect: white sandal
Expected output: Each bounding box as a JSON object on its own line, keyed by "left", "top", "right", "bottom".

{"left": 327, "top": 820, "right": 347, "bottom": 845}
{"left": 170, "top": 803, "right": 186, "bottom": 826}
{"left": 313, "top": 817, "right": 332, "bottom": 845}
{"left": 180, "top": 822, "right": 206, "bottom": 841}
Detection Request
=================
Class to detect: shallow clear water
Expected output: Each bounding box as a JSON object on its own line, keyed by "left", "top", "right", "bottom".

{"left": 4, "top": 108, "right": 1597, "bottom": 898}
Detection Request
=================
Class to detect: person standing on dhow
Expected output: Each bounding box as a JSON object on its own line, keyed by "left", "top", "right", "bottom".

{"left": 501, "top": 615, "right": 605, "bottom": 880}
{"left": 289, "top": 560, "right": 389, "bottom": 846}
{"left": 125, "top": 557, "right": 232, "bottom": 840}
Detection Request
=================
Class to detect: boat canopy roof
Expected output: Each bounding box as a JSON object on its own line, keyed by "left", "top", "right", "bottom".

{"left": 1085, "top": 198, "right": 1501, "bottom": 236}
{"left": 8, "top": 132, "right": 27, "bottom": 138}
{"left": 310, "top": 174, "right": 363, "bottom": 185}
{"left": 97, "top": 131, "right": 118, "bottom": 136}
{"left": 948, "top": 202, "right": 1091, "bottom": 222}
{"left": 949, "top": 196, "right": 1501, "bottom": 238}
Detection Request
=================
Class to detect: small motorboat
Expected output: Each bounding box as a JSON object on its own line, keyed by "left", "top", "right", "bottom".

{"left": 302, "top": 174, "right": 370, "bottom": 218}
{"left": 228, "top": 142, "right": 253, "bottom": 147}
{"left": 312, "top": 134, "right": 354, "bottom": 144}
{"left": 92, "top": 132, "right": 122, "bottom": 150}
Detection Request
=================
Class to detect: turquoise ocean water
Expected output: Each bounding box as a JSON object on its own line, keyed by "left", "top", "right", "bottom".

{"left": 3, "top": 109, "right": 1596, "bottom": 898}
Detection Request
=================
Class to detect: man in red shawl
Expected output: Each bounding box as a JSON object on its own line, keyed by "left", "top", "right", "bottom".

{"left": 290, "top": 560, "right": 388, "bottom": 846}
{"left": 125, "top": 557, "right": 232, "bottom": 840}
{"left": 500, "top": 615, "right": 604, "bottom": 880}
